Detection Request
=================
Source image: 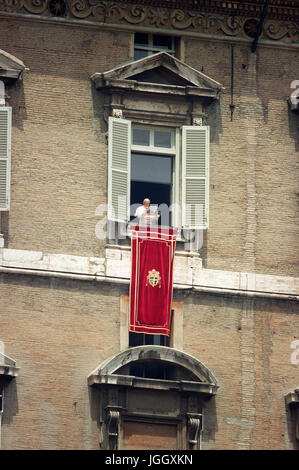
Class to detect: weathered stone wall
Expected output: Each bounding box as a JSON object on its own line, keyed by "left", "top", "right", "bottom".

{"left": 0, "top": 13, "right": 298, "bottom": 451}
{"left": 177, "top": 290, "right": 299, "bottom": 450}
{"left": 0, "top": 17, "right": 298, "bottom": 275}
{"left": 1, "top": 276, "right": 298, "bottom": 449}
{"left": 184, "top": 39, "right": 299, "bottom": 276}
{"left": 0, "top": 273, "right": 126, "bottom": 449}
{"left": 0, "top": 17, "right": 131, "bottom": 257}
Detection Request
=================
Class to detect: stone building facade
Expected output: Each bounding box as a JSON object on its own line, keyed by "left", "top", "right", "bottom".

{"left": 0, "top": 0, "right": 298, "bottom": 450}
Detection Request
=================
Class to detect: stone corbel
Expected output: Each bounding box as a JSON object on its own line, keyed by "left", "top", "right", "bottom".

{"left": 191, "top": 108, "right": 207, "bottom": 126}
{"left": 187, "top": 413, "right": 202, "bottom": 450}
{"left": 192, "top": 117, "right": 203, "bottom": 126}
{"left": 105, "top": 407, "right": 121, "bottom": 450}
{"left": 285, "top": 389, "right": 299, "bottom": 441}
{"left": 103, "top": 105, "right": 125, "bottom": 123}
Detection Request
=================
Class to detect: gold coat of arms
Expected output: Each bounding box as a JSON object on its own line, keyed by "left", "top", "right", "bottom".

{"left": 146, "top": 269, "right": 162, "bottom": 288}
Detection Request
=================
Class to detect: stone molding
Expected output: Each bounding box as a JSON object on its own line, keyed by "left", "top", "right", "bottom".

{"left": 92, "top": 51, "right": 223, "bottom": 126}
{"left": 0, "top": 1, "right": 298, "bottom": 44}
{"left": 90, "top": 345, "right": 211, "bottom": 449}
{"left": 1, "top": 246, "right": 299, "bottom": 298}
{"left": 91, "top": 345, "right": 218, "bottom": 385}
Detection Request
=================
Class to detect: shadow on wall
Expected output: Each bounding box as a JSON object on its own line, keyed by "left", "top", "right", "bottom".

{"left": 0, "top": 212, "right": 9, "bottom": 249}
{"left": 90, "top": 83, "right": 109, "bottom": 137}
{"left": 8, "top": 78, "right": 27, "bottom": 132}
{"left": 201, "top": 395, "right": 218, "bottom": 446}
{"left": 199, "top": 99, "right": 223, "bottom": 267}
{"left": 2, "top": 378, "right": 19, "bottom": 426}
{"left": 285, "top": 402, "right": 299, "bottom": 450}
{"left": 287, "top": 106, "right": 299, "bottom": 153}
{"left": 88, "top": 386, "right": 102, "bottom": 449}
{"left": 207, "top": 99, "right": 223, "bottom": 146}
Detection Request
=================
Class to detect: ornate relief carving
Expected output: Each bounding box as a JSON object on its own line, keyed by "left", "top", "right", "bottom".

{"left": 23, "top": 0, "right": 47, "bottom": 14}
{"left": 124, "top": 4, "right": 146, "bottom": 24}
{"left": 0, "top": 0, "right": 23, "bottom": 10}
{"left": 192, "top": 117, "right": 203, "bottom": 126}
{"left": 187, "top": 415, "right": 201, "bottom": 450}
{"left": 112, "top": 108, "right": 123, "bottom": 118}
{"left": 106, "top": 409, "right": 120, "bottom": 450}
{"left": 1, "top": 0, "right": 298, "bottom": 44}
{"left": 265, "top": 21, "right": 299, "bottom": 41}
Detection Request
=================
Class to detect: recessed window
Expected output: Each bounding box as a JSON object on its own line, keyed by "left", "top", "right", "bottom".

{"left": 131, "top": 126, "right": 176, "bottom": 227}
{"left": 134, "top": 33, "right": 176, "bottom": 61}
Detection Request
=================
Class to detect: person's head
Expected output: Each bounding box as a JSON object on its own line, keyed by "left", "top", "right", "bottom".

{"left": 143, "top": 198, "right": 150, "bottom": 208}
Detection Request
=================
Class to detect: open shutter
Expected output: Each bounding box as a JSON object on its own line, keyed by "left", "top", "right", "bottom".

{"left": 108, "top": 117, "right": 131, "bottom": 222}
{"left": 0, "top": 107, "right": 11, "bottom": 211}
{"left": 182, "top": 126, "right": 209, "bottom": 229}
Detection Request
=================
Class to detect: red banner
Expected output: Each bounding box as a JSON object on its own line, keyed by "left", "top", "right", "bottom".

{"left": 129, "top": 226, "right": 177, "bottom": 336}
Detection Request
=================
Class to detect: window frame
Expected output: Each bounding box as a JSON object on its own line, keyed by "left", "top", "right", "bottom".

{"left": 134, "top": 33, "right": 176, "bottom": 60}
{"left": 131, "top": 124, "right": 180, "bottom": 229}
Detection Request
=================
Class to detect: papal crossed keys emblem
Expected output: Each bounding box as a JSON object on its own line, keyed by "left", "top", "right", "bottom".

{"left": 146, "top": 269, "right": 162, "bottom": 288}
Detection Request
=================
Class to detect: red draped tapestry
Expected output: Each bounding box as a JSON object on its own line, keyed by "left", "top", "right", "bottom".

{"left": 129, "top": 226, "right": 177, "bottom": 336}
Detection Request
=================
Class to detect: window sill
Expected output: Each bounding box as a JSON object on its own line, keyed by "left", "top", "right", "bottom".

{"left": 105, "top": 244, "right": 202, "bottom": 285}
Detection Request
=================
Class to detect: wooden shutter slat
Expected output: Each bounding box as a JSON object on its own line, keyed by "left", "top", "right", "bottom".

{"left": 182, "top": 126, "right": 209, "bottom": 229}
{"left": 0, "top": 107, "right": 11, "bottom": 211}
{"left": 108, "top": 117, "right": 131, "bottom": 222}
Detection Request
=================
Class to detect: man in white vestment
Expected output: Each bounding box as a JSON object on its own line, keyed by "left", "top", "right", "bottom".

{"left": 134, "top": 198, "right": 160, "bottom": 226}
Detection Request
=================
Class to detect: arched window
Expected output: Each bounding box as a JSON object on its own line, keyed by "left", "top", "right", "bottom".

{"left": 88, "top": 345, "right": 218, "bottom": 450}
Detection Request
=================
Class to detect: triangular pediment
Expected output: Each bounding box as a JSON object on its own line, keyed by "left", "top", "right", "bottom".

{"left": 0, "top": 49, "right": 28, "bottom": 79}
{"left": 91, "top": 52, "right": 224, "bottom": 99}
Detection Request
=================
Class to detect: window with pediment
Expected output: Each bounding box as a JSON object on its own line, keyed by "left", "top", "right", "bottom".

{"left": 91, "top": 51, "right": 223, "bottom": 246}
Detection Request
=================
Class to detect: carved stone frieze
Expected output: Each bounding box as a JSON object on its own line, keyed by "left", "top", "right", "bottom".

{"left": 0, "top": 0, "right": 298, "bottom": 44}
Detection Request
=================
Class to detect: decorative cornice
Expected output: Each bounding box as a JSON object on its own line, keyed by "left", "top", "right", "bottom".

{"left": 0, "top": 0, "right": 298, "bottom": 44}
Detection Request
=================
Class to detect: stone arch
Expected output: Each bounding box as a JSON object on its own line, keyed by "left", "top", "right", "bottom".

{"left": 89, "top": 345, "right": 217, "bottom": 387}
{"left": 88, "top": 346, "right": 218, "bottom": 450}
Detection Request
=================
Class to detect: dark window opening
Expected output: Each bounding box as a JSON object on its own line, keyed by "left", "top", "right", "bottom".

{"left": 117, "top": 360, "right": 199, "bottom": 382}
{"left": 153, "top": 35, "right": 173, "bottom": 50}
{"left": 129, "top": 332, "right": 169, "bottom": 348}
{"left": 135, "top": 33, "right": 148, "bottom": 47}
{"left": 134, "top": 33, "right": 176, "bottom": 61}
{"left": 0, "top": 383, "right": 3, "bottom": 413}
{"left": 129, "top": 360, "right": 168, "bottom": 380}
{"left": 130, "top": 152, "right": 172, "bottom": 227}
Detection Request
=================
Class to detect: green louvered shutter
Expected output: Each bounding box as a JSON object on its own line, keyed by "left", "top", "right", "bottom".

{"left": 0, "top": 107, "right": 11, "bottom": 211}
{"left": 182, "top": 126, "right": 209, "bottom": 229}
{"left": 108, "top": 117, "right": 131, "bottom": 222}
